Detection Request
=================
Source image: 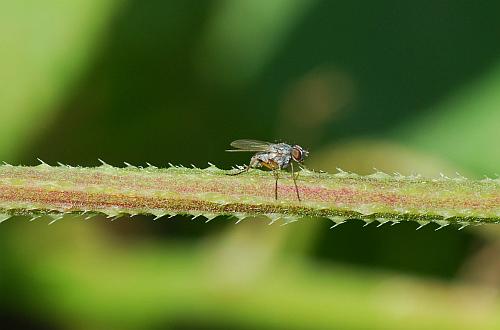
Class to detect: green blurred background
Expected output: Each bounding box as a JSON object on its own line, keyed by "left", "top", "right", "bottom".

{"left": 1, "top": 1, "right": 500, "bottom": 329}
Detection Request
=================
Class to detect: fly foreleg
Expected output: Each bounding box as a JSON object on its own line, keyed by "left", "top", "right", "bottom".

{"left": 290, "top": 162, "right": 301, "bottom": 202}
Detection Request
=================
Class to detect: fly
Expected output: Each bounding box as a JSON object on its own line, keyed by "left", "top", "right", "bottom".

{"left": 226, "top": 139, "right": 309, "bottom": 201}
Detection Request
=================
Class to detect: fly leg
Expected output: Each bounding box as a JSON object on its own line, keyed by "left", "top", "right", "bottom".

{"left": 290, "top": 162, "right": 301, "bottom": 202}
{"left": 273, "top": 170, "right": 280, "bottom": 200}
{"left": 227, "top": 156, "right": 260, "bottom": 176}
{"left": 227, "top": 165, "right": 250, "bottom": 176}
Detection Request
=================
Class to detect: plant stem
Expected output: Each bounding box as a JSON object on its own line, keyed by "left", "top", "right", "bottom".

{"left": 0, "top": 163, "right": 498, "bottom": 228}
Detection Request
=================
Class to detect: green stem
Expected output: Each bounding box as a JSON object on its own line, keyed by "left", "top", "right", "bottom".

{"left": 0, "top": 163, "right": 498, "bottom": 228}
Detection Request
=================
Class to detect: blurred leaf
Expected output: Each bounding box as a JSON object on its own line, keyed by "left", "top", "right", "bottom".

{"left": 0, "top": 0, "right": 122, "bottom": 159}
{"left": 4, "top": 219, "right": 500, "bottom": 329}
{"left": 196, "top": 0, "right": 316, "bottom": 87}
{"left": 396, "top": 63, "right": 500, "bottom": 176}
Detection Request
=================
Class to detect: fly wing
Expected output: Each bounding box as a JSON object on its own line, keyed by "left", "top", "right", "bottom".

{"left": 226, "top": 139, "right": 273, "bottom": 152}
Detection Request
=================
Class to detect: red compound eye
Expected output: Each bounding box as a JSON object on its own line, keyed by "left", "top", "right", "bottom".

{"left": 292, "top": 147, "right": 303, "bottom": 162}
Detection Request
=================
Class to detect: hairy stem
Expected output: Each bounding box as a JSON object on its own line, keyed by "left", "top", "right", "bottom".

{"left": 0, "top": 163, "right": 498, "bottom": 228}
